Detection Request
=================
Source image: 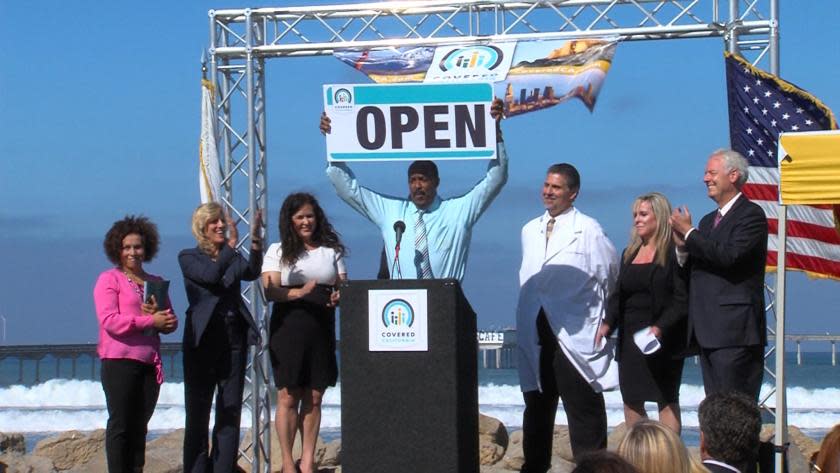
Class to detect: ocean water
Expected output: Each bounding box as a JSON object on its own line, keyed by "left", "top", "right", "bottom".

{"left": 1, "top": 352, "right": 838, "bottom": 447}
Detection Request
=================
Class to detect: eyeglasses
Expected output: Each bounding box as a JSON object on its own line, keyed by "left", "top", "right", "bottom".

{"left": 809, "top": 452, "right": 823, "bottom": 472}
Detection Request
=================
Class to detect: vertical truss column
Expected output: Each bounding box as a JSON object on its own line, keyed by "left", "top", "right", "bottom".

{"left": 210, "top": 7, "right": 272, "bottom": 473}
{"left": 729, "top": 0, "right": 786, "bottom": 467}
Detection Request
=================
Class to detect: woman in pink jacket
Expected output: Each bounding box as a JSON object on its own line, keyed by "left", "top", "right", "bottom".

{"left": 93, "top": 215, "right": 178, "bottom": 473}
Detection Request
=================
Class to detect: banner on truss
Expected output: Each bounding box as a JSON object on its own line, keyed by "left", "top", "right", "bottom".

{"left": 334, "top": 38, "right": 617, "bottom": 117}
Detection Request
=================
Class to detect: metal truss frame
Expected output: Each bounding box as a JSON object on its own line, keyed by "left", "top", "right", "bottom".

{"left": 206, "top": 1, "right": 782, "bottom": 471}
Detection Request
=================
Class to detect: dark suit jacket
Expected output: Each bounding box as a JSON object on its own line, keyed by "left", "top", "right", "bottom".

{"left": 605, "top": 242, "right": 689, "bottom": 358}
{"left": 178, "top": 244, "right": 262, "bottom": 348}
{"left": 685, "top": 195, "right": 768, "bottom": 349}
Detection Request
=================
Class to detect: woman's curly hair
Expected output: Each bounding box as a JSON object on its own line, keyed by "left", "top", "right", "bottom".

{"left": 103, "top": 215, "right": 160, "bottom": 265}
{"left": 278, "top": 192, "right": 345, "bottom": 266}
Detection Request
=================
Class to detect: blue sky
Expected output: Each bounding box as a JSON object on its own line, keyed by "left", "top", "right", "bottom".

{"left": 1, "top": 1, "right": 839, "bottom": 346}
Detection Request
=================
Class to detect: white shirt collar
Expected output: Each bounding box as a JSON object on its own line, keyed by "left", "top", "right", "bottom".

{"left": 703, "top": 459, "right": 741, "bottom": 473}
{"left": 718, "top": 192, "right": 742, "bottom": 217}
{"left": 542, "top": 206, "right": 574, "bottom": 225}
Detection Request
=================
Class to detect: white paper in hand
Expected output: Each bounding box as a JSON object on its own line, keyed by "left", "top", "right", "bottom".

{"left": 633, "top": 327, "right": 661, "bottom": 355}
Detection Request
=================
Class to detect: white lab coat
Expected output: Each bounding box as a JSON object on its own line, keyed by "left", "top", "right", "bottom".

{"left": 516, "top": 208, "right": 619, "bottom": 393}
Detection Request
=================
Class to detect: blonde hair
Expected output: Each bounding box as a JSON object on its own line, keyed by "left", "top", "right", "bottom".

{"left": 191, "top": 202, "right": 225, "bottom": 255}
{"left": 618, "top": 421, "right": 707, "bottom": 473}
{"left": 624, "top": 192, "right": 673, "bottom": 267}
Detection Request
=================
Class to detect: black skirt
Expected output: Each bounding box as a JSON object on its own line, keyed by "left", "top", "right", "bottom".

{"left": 269, "top": 300, "right": 337, "bottom": 391}
{"left": 617, "top": 263, "right": 684, "bottom": 404}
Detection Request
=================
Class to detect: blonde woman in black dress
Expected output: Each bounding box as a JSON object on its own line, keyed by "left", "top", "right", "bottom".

{"left": 596, "top": 192, "right": 688, "bottom": 433}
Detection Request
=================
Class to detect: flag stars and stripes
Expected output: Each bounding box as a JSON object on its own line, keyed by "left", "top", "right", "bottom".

{"left": 726, "top": 52, "right": 839, "bottom": 279}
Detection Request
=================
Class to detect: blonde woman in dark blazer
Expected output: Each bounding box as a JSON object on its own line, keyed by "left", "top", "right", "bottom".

{"left": 179, "top": 202, "right": 262, "bottom": 473}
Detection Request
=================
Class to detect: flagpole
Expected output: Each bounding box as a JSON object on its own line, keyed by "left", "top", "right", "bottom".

{"left": 768, "top": 0, "right": 787, "bottom": 471}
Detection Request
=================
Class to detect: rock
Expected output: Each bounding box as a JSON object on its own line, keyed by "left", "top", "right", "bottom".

{"left": 143, "top": 429, "right": 184, "bottom": 473}
{"left": 321, "top": 439, "right": 341, "bottom": 467}
{"left": 788, "top": 426, "right": 821, "bottom": 462}
{"left": 0, "top": 453, "right": 57, "bottom": 473}
{"left": 479, "top": 413, "right": 510, "bottom": 449}
{"left": 238, "top": 428, "right": 326, "bottom": 472}
{"left": 502, "top": 430, "right": 524, "bottom": 471}
{"left": 480, "top": 442, "right": 506, "bottom": 466}
{"left": 0, "top": 433, "right": 26, "bottom": 455}
{"left": 759, "top": 424, "right": 814, "bottom": 473}
{"left": 548, "top": 455, "right": 575, "bottom": 473}
{"left": 481, "top": 463, "right": 517, "bottom": 472}
{"left": 33, "top": 430, "right": 105, "bottom": 471}
{"left": 607, "top": 423, "right": 628, "bottom": 451}
{"left": 550, "top": 425, "right": 574, "bottom": 462}
{"left": 479, "top": 413, "right": 509, "bottom": 465}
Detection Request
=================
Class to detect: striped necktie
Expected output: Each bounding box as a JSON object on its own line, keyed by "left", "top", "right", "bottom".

{"left": 415, "top": 210, "right": 433, "bottom": 279}
{"left": 545, "top": 217, "right": 556, "bottom": 249}
{"left": 713, "top": 210, "right": 723, "bottom": 228}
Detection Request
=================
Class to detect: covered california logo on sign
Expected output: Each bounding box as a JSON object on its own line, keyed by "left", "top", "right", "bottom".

{"left": 368, "top": 289, "right": 428, "bottom": 351}
{"left": 425, "top": 43, "right": 516, "bottom": 83}
{"left": 323, "top": 82, "right": 496, "bottom": 162}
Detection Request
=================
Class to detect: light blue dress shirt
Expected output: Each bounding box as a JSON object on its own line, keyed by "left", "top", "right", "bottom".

{"left": 326, "top": 144, "right": 508, "bottom": 282}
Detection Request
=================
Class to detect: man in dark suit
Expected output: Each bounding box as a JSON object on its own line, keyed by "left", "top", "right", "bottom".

{"left": 698, "top": 391, "right": 762, "bottom": 473}
{"left": 670, "top": 149, "right": 768, "bottom": 401}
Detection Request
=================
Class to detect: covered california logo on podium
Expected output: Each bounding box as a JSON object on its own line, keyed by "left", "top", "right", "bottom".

{"left": 368, "top": 290, "right": 428, "bottom": 351}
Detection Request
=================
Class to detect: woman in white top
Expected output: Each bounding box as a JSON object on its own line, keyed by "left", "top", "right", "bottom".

{"left": 262, "top": 192, "right": 347, "bottom": 473}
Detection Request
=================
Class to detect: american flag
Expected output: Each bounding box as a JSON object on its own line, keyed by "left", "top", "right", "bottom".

{"left": 725, "top": 52, "right": 840, "bottom": 280}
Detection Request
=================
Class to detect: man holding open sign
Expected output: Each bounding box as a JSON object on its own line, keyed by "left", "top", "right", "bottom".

{"left": 320, "top": 94, "right": 507, "bottom": 282}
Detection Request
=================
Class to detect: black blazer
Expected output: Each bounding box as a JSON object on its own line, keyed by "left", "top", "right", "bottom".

{"left": 605, "top": 242, "right": 689, "bottom": 358}
{"left": 684, "top": 195, "right": 768, "bottom": 349}
{"left": 178, "top": 244, "right": 262, "bottom": 347}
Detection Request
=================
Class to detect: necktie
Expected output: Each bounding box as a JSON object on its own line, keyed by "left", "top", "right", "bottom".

{"left": 415, "top": 210, "right": 433, "bottom": 279}
{"left": 713, "top": 210, "right": 723, "bottom": 228}
{"left": 545, "top": 218, "right": 556, "bottom": 248}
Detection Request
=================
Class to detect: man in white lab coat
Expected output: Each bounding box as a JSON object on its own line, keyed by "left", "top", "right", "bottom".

{"left": 516, "top": 163, "right": 619, "bottom": 472}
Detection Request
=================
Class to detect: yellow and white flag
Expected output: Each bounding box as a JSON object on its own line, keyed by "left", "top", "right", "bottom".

{"left": 199, "top": 79, "right": 222, "bottom": 203}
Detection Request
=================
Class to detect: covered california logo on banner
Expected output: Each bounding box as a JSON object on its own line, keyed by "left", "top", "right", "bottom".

{"left": 333, "top": 38, "right": 617, "bottom": 117}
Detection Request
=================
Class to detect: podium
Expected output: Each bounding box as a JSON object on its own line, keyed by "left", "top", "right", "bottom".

{"left": 339, "top": 279, "right": 478, "bottom": 473}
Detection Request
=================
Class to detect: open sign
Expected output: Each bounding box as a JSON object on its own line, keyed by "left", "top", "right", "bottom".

{"left": 323, "top": 82, "right": 496, "bottom": 162}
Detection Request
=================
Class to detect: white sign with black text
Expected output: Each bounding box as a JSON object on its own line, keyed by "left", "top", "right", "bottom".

{"left": 323, "top": 82, "right": 496, "bottom": 162}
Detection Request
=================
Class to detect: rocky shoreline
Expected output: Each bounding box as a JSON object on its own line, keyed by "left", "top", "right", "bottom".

{"left": 0, "top": 414, "right": 825, "bottom": 473}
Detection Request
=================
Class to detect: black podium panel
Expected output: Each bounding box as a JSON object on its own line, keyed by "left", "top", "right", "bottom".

{"left": 340, "top": 279, "right": 478, "bottom": 473}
